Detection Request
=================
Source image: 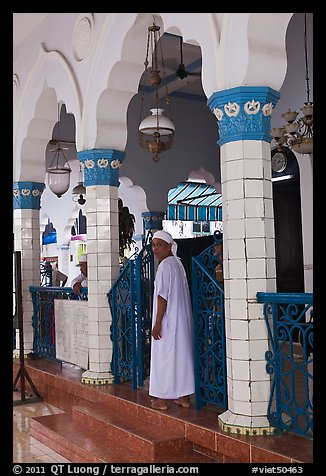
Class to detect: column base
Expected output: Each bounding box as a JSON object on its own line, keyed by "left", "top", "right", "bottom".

{"left": 81, "top": 369, "right": 114, "bottom": 385}
{"left": 218, "top": 409, "right": 279, "bottom": 436}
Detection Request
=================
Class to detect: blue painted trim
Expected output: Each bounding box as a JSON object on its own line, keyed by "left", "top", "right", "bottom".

{"left": 13, "top": 182, "right": 45, "bottom": 210}
{"left": 207, "top": 86, "right": 280, "bottom": 146}
{"left": 78, "top": 149, "right": 125, "bottom": 187}
{"left": 257, "top": 292, "right": 313, "bottom": 305}
{"left": 142, "top": 211, "right": 164, "bottom": 231}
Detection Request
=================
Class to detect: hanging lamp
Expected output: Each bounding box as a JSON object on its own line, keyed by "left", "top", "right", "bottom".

{"left": 138, "top": 22, "right": 175, "bottom": 163}
{"left": 271, "top": 13, "right": 313, "bottom": 155}
{"left": 72, "top": 162, "right": 86, "bottom": 205}
{"left": 47, "top": 105, "right": 72, "bottom": 197}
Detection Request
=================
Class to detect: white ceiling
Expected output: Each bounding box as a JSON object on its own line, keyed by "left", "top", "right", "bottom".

{"left": 13, "top": 13, "right": 313, "bottom": 135}
{"left": 13, "top": 13, "right": 48, "bottom": 46}
{"left": 13, "top": 14, "right": 203, "bottom": 97}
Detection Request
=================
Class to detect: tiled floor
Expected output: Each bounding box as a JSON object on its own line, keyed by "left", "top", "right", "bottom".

{"left": 13, "top": 392, "right": 71, "bottom": 463}
{"left": 13, "top": 359, "right": 313, "bottom": 464}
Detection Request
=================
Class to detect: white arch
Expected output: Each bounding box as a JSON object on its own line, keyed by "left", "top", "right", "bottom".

{"left": 13, "top": 13, "right": 295, "bottom": 181}
{"left": 14, "top": 44, "right": 82, "bottom": 181}
{"left": 85, "top": 12, "right": 293, "bottom": 153}
{"left": 118, "top": 176, "right": 148, "bottom": 240}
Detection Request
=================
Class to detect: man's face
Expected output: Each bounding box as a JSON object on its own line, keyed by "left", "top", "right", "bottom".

{"left": 152, "top": 238, "right": 172, "bottom": 262}
{"left": 79, "top": 262, "right": 87, "bottom": 276}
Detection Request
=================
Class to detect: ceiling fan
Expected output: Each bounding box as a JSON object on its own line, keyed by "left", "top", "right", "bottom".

{"left": 176, "top": 36, "right": 201, "bottom": 80}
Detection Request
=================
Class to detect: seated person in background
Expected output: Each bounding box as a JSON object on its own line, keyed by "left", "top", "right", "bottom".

{"left": 71, "top": 254, "right": 88, "bottom": 294}
{"left": 52, "top": 261, "right": 68, "bottom": 287}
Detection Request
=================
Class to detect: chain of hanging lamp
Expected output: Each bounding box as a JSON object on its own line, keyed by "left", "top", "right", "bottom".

{"left": 138, "top": 20, "right": 175, "bottom": 162}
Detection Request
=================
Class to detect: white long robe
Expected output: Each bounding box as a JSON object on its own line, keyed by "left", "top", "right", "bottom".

{"left": 149, "top": 256, "right": 195, "bottom": 399}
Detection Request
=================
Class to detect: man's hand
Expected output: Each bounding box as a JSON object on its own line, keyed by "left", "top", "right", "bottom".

{"left": 152, "top": 322, "right": 162, "bottom": 340}
{"left": 152, "top": 295, "right": 167, "bottom": 340}
{"left": 73, "top": 282, "right": 82, "bottom": 294}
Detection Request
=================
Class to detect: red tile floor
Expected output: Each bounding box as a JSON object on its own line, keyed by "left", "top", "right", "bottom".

{"left": 13, "top": 358, "right": 313, "bottom": 464}
{"left": 13, "top": 392, "right": 71, "bottom": 463}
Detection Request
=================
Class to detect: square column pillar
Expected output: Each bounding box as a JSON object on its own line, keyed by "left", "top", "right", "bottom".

{"left": 208, "top": 87, "right": 280, "bottom": 434}
{"left": 81, "top": 184, "right": 119, "bottom": 384}
{"left": 220, "top": 139, "right": 277, "bottom": 434}
{"left": 13, "top": 182, "right": 45, "bottom": 355}
{"left": 78, "top": 149, "right": 124, "bottom": 385}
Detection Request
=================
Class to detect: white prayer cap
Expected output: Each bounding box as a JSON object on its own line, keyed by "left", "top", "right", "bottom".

{"left": 152, "top": 230, "right": 178, "bottom": 256}
{"left": 78, "top": 254, "right": 87, "bottom": 264}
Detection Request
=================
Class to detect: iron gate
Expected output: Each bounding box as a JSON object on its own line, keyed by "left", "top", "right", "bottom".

{"left": 192, "top": 233, "right": 227, "bottom": 410}
{"left": 109, "top": 231, "right": 227, "bottom": 406}
{"left": 108, "top": 239, "right": 154, "bottom": 389}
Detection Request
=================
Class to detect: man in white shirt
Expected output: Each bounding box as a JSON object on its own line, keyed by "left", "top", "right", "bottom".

{"left": 149, "top": 230, "right": 195, "bottom": 411}
{"left": 71, "top": 254, "right": 88, "bottom": 294}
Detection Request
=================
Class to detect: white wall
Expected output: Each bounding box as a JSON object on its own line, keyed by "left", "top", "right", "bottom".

{"left": 163, "top": 219, "right": 222, "bottom": 239}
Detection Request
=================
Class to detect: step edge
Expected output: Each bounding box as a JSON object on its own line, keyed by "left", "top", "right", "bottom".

{"left": 72, "top": 404, "right": 187, "bottom": 443}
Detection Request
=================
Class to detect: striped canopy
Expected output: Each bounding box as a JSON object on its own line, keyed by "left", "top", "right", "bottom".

{"left": 167, "top": 181, "right": 222, "bottom": 221}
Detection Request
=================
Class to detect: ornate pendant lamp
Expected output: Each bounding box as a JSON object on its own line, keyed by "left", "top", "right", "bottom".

{"left": 271, "top": 13, "right": 313, "bottom": 155}
{"left": 72, "top": 162, "right": 86, "bottom": 205}
{"left": 138, "top": 23, "right": 175, "bottom": 163}
{"left": 47, "top": 105, "right": 72, "bottom": 197}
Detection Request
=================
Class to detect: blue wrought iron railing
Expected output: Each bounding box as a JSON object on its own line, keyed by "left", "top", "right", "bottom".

{"left": 108, "top": 258, "right": 137, "bottom": 387}
{"left": 192, "top": 234, "right": 227, "bottom": 411}
{"left": 29, "top": 286, "right": 88, "bottom": 359}
{"left": 256, "top": 292, "right": 313, "bottom": 438}
{"left": 135, "top": 244, "right": 154, "bottom": 387}
{"left": 108, "top": 242, "right": 154, "bottom": 390}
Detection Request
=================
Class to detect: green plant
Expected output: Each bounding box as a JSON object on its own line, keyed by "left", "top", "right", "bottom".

{"left": 118, "top": 199, "right": 135, "bottom": 257}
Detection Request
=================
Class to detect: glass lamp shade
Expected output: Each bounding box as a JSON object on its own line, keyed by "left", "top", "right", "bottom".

{"left": 72, "top": 182, "right": 86, "bottom": 196}
{"left": 139, "top": 108, "right": 175, "bottom": 136}
{"left": 47, "top": 166, "right": 71, "bottom": 198}
{"left": 271, "top": 127, "right": 286, "bottom": 140}
{"left": 72, "top": 182, "right": 86, "bottom": 205}
{"left": 291, "top": 137, "right": 313, "bottom": 155}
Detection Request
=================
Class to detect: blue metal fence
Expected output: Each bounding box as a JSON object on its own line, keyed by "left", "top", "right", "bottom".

{"left": 135, "top": 244, "right": 154, "bottom": 387}
{"left": 192, "top": 234, "right": 227, "bottom": 411}
{"left": 108, "top": 243, "right": 154, "bottom": 389}
{"left": 108, "top": 259, "right": 137, "bottom": 387}
{"left": 256, "top": 292, "right": 313, "bottom": 438}
{"left": 29, "top": 286, "right": 88, "bottom": 359}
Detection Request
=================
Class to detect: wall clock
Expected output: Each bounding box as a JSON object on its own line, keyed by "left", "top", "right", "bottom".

{"left": 271, "top": 152, "right": 287, "bottom": 173}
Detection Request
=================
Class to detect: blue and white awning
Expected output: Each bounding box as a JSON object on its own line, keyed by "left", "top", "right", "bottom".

{"left": 167, "top": 181, "right": 222, "bottom": 221}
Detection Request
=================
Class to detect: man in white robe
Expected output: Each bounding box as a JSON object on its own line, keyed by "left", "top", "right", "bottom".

{"left": 149, "top": 230, "right": 195, "bottom": 410}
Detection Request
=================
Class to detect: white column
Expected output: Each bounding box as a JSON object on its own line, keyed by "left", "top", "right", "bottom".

{"left": 78, "top": 148, "right": 124, "bottom": 385}
{"left": 13, "top": 182, "right": 45, "bottom": 356}
{"left": 53, "top": 245, "right": 70, "bottom": 281}
{"left": 296, "top": 153, "right": 313, "bottom": 408}
{"left": 218, "top": 140, "right": 277, "bottom": 435}
{"left": 296, "top": 154, "right": 313, "bottom": 293}
{"left": 81, "top": 185, "right": 120, "bottom": 384}
{"left": 207, "top": 86, "right": 281, "bottom": 435}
